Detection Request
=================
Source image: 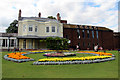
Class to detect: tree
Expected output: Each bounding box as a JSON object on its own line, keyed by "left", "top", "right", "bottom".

{"left": 46, "top": 37, "right": 69, "bottom": 50}
{"left": 6, "top": 20, "right": 18, "bottom": 33}
{"left": 47, "top": 16, "right": 56, "bottom": 19}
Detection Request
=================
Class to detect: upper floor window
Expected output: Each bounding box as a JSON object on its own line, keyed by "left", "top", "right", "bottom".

{"left": 35, "top": 26, "right": 37, "bottom": 32}
{"left": 46, "top": 27, "right": 49, "bottom": 32}
{"left": 52, "top": 26, "right": 55, "bottom": 32}
{"left": 23, "top": 25, "right": 26, "bottom": 32}
{"left": 29, "top": 26, "right": 32, "bottom": 31}
{"left": 77, "top": 29, "right": 80, "bottom": 39}
{"left": 87, "top": 30, "right": 89, "bottom": 38}
{"left": 96, "top": 30, "right": 98, "bottom": 39}
{"left": 92, "top": 30, "right": 94, "bottom": 38}
{"left": 82, "top": 30, "right": 85, "bottom": 38}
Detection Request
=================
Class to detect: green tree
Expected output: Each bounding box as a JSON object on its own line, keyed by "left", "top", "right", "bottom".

{"left": 47, "top": 16, "right": 56, "bottom": 19}
{"left": 6, "top": 20, "right": 18, "bottom": 33}
{"left": 46, "top": 37, "right": 69, "bottom": 50}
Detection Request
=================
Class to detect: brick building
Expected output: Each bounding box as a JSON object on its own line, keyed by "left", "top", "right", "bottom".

{"left": 63, "top": 24, "right": 114, "bottom": 50}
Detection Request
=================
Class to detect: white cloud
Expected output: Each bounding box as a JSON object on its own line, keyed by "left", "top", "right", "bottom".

{"left": 0, "top": 0, "right": 119, "bottom": 32}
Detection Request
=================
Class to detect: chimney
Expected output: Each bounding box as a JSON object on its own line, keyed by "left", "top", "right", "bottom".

{"left": 18, "top": 9, "right": 22, "bottom": 20}
{"left": 57, "top": 13, "right": 61, "bottom": 21}
{"left": 38, "top": 12, "right": 41, "bottom": 18}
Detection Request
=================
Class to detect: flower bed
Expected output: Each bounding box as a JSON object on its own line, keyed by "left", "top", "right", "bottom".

{"left": 4, "top": 52, "right": 34, "bottom": 63}
{"left": 38, "top": 56, "right": 112, "bottom": 62}
{"left": 43, "top": 52, "right": 76, "bottom": 57}
{"left": 77, "top": 51, "right": 114, "bottom": 56}
{"left": 30, "top": 50, "right": 69, "bottom": 53}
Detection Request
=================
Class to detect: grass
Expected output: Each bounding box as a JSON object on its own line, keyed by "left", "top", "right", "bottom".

{"left": 1, "top": 50, "right": 118, "bottom": 78}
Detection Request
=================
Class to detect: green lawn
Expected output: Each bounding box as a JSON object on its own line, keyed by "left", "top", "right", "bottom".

{"left": 1, "top": 50, "right": 118, "bottom": 78}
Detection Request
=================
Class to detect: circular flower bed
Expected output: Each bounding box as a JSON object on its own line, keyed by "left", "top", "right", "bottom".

{"left": 43, "top": 52, "right": 76, "bottom": 57}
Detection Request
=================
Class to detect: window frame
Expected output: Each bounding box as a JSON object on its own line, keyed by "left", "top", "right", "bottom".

{"left": 46, "top": 27, "right": 49, "bottom": 32}
{"left": 52, "top": 26, "right": 55, "bottom": 32}
{"left": 35, "top": 26, "right": 37, "bottom": 32}
{"left": 29, "top": 25, "right": 33, "bottom": 32}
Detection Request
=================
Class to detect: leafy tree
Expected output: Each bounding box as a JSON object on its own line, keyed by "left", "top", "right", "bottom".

{"left": 6, "top": 20, "right": 18, "bottom": 33}
{"left": 47, "top": 16, "right": 56, "bottom": 19}
{"left": 46, "top": 37, "right": 69, "bottom": 50}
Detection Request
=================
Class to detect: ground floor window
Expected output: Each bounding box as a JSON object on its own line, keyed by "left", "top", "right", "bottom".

{"left": 11, "top": 39, "right": 14, "bottom": 47}
{"left": 2, "top": 39, "right": 5, "bottom": 47}
{"left": 23, "top": 39, "right": 26, "bottom": 49}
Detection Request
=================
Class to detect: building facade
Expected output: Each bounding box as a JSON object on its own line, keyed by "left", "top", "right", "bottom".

{"left": 63, "top": 24, "right": 114, "bottom": 50}
{"left": 18, "top": 10, "right": 63, "bottom": 49}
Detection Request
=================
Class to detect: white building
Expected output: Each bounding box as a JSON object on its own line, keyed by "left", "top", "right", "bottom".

{"left": 0, "top": 33, "right": 18, "bottom": 51}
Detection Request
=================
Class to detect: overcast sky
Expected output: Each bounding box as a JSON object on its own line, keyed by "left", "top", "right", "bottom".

{"left": 0, "top": 0, "right": 119, "bottom": 32}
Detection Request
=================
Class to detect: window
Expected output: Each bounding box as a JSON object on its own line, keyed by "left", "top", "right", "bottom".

{"left": 11, "top": 39, "right": 14, "bottom": 47}
{"left": 2, "top": 39, "right": 5, "bottom": 47}
{"left": 29, "top": 26, "right": 32, "bottom": 31}
{"left": 77, "top": 29, "right": 80, "bottom": 39}
{"left": 82, "top": 30, "right": 85, "bottom": 38}
{"left": 87, "top": 30, "right": 89, "bottom": 38}
{"left": 23, "top": 25, "right": 26, "bottom": 31}
{"left": 46, "top": 27, "right": 49, "bottom": 32}
{"left": 92, "top": 30, "right": 94, "bottom": 38}
{"left": 35, "top": 26, "right": 37, "bottom": 32}
{"left": 96, "top": 30, "right": 98, "bottom": 39}
{"left": 52, "top": 26, "right": 55, "bottom": 32}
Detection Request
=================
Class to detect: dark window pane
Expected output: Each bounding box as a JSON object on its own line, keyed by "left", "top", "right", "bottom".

{"left": 52, "top": 26, "right": 55, "bottom": 32}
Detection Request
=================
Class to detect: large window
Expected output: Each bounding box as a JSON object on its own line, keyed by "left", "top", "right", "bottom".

{"left": 96, "top": 30, "right": 98, "bottom": 39}
{"left": 82, "top": 30, "right": 85, "bottom": 38}
{"left": 2, "top": 39, "right": 5, "bottom": 47}
{"left": 11, "top": 39, "right": 14, "bottom": 47}
{"left": 46, "top": 27, "right": 49, "bottom": 32}
{"left": 52, "top": 26, "right": 55, "bottom": 32}
{"left": 87, "top": 30, "right": 89, "bottom": 38}
{"left": 35, "top": 26, "right": 37, "bottom": 32}
{"left": 23, "top": 25, "right": 26, "bottom": 32}
{"left": 29, "top": 26, "right": 33, "bottom": 31}
{"left": 92, "top": 30, "right": 94, "bottom": 38}
{"left": 77, "top": 29, "right": 80, "bottom": 39}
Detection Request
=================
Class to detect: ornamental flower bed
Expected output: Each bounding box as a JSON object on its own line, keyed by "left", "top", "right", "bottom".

{"left": 4, "top": 52, "right": 34, "bottom": 63}
{"left": 43, "top": 52, "right": 76, "bottom": 57}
